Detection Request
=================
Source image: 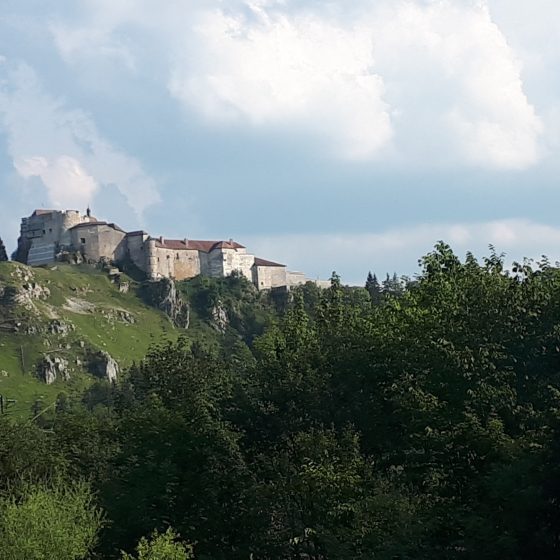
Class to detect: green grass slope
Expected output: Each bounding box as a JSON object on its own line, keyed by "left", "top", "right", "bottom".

{"left": 0, "top": 262, "right": 177, "bottom": 416}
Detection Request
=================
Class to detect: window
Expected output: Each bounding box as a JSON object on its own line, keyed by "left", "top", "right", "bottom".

{"left": 177, "top": 253, "right": 180, "bottom": 260}
{"left": 80, "top": 238, "right": 86, "bottom": 244}
{"left": 48, "top": 228, "right": 52, "bottom": 233}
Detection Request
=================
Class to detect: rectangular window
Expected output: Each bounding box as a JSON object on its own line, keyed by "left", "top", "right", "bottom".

{"left": 80, "top": 238, "right": 86, "bottom": 244}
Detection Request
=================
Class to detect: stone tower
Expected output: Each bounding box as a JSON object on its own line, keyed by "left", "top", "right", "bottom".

{"left": 146, "top": 238, "right": 158, "bottom": 280}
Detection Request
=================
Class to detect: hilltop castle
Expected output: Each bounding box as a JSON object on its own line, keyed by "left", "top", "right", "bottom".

{"left": 15, "top": 208, "right": 309, "bottom": 290}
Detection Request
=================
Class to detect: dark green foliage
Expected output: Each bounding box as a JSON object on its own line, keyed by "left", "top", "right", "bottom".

{"left": 365, "top": 271, "right": 381, "bottom": 304}
{"left": 6, "top": 243, "right": 560, "bottom": 558}
{"left": 0, "top": 237, "right": 7, "bottom": 262}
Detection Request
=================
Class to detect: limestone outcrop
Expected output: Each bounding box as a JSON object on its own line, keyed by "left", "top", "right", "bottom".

{"left": 144, "top": 278, "right": 190, "bottom": 328}
{"left": 89, "top": 350, "right": 119, "bottom": 383}
{"left": 48, "top": 320, "right": 74, "bottom": 335}
{"left": 14, "top": 282, "right": 50, "bottom": 305}
{"left": 37, "top": 355, "right": 70, "bottom": 384}
{"left": 211, "top": 301, "right": 229, "bottom": 333}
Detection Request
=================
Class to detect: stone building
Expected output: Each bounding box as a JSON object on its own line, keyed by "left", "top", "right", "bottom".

{"left": 16, "top": 208, "right": 312, "bottom": 290}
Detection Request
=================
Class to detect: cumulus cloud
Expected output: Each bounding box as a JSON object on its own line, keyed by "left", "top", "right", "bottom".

{"left": 369, "top": 1, "right": 543, "bottom": 169}
{"left": 166, "top": 0, "right": 541, "bottom": 167}
{"left": 44, "top": 0, "right": 543, "bottom": 168}
{"left": 170, "top": 6, "right": 393, "bottom": 160}
{"left": 0, "top": 61, "right": 160, "bottom": 215}
{"left": 14, "top": 155, "right": 98, "bottom": 209}
{"left": 246, "top": 219, "right": 560, "bottom": 284}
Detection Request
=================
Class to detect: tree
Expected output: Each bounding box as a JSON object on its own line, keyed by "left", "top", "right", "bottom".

{"left": 382, "top": 272, "right": 404, "bottom": 296}
{"left": 0, "top": 481, "right": 103, "bottom": 560}
{"left": 365, "top": 271, "right": 382, "bottom": 304}
{"left": 0, "top": 236, "right": 8, "bottom": 261}
{"left": 121, "top": 528, "right": 194, "bottom": 560}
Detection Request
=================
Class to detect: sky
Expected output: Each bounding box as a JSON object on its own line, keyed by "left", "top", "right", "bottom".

{"left": 1, "top": 0, "right": 560, "bottom": 284}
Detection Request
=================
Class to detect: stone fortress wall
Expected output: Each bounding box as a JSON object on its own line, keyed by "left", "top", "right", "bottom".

{"left": 17, "top": 209, "right": 319, "bottom": 290}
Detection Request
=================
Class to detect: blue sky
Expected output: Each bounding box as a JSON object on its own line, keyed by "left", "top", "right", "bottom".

{"left": 1, "top": 0, "right": 560, "bottom": 284}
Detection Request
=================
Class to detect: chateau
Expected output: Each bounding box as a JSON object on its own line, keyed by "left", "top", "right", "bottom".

{"left": 15, "top": 209, "right": 309, "bottom": 290}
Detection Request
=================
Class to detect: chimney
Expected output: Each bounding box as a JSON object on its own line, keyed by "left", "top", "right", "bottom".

{"left": 184, "top": 238, "right": 188, "bottom": 247}
{"left": 159, "top": 236, "right": 163, "bottom": 244}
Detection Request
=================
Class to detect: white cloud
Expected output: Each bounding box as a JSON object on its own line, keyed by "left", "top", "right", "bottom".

{"left": 14, "top": 155, "right": 98, "bottom": 209}
{"left": 245, "top": 219, "right": 560, "bottom": 284}
{"left": 0, "top": 61, "right": 160, "bottom": 215}
{"left": 170, "top": 7, "right": 393, "bottom": 160}
{"left": 370, "top": 1, "right": 543, "bottom": 169}
{"left": 50, "top": 24, "right": 136, "bottom": 70}
{"left": 38, "top": 0, "right": 547, "bottom": 167}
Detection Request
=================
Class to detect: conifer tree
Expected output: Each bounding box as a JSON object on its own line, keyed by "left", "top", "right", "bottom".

{"left": 0, "top": 237, "right": 8, "bottom": 262}
{"left": 365, "top": 271, "right": 382, "bottom": 304}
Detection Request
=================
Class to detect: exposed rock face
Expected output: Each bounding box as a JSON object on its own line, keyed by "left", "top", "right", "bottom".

{"left": 116, "top": 309, "right": 135, "bottom": 324}
{"left": 89, "top": 350, "right": 119, "bottom": 383}
{"left": 211, "top": 301, "right": 229, "bottom": 334}
{"left": 145, "top": 278, "right": 190, "bottom": 328}
{"left": 14, "top": 282, "right": 50, "bottom": 305}
{"left": 37, "top": 355, "right": 70, "bottom": 384}
{"left": 100, "top": 308, "right": 136, "bottom": 324}
{"left": 118, "top": 281, "right": 130, "bottom": 294}
{"left": 10, "top": 266, "right": 34, "bottom": 282}
{"left": 58, "top": 251, "right": 84, "bottom": 265}
{"left": 63, "top": 297, "right": 96, "bottom": 314}
{"left": 48, "top": 320, "right": 74, "bottom": 335}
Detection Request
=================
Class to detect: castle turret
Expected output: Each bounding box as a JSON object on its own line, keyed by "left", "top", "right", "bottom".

{"left": 146, "top": 238, "right": 158, "bottom": 280}
{"left": 60, "top": 210, "right": 82, "bottom": 246}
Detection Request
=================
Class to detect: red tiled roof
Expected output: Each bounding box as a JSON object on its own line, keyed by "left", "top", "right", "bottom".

{"left": 154, "top": 239, "right": 245, "bottom": 252}
{"left": 209, "top": 240, "right": 245, "bottom": 251}
{"left": 254, "top": 257, "right": 285, "bottom": 268}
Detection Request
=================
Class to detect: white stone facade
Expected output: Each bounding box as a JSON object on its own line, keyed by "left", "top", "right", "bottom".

{"left": 17, "top": 209, "right": 313, "bottom": 290}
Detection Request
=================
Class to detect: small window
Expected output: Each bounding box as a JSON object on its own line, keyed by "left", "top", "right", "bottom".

{"left": 48, "top": 228, "right": 52, "bottom": 233}
{"left": 42, "top": 229, "right": 46, "bottom": 234}
{"left": 80, "top": 237, "right": 86, "bottom": 244}
{"left": 177, "top": 253, "right": 180, "bottom": 260}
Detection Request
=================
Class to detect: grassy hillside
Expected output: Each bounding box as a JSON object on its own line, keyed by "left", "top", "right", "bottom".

{"left": 0, "top": 262, "right": 178, "bottom": 416}
{"left": 0, "top": 262, "right": 284, "bottom": 418}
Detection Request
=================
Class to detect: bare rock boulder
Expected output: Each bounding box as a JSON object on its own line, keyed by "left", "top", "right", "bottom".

{"left": 89, "top": 350, "right": 119, "bottom": 383}
{"left": 37, "top": 355, "right": 70, "bottom": 384}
